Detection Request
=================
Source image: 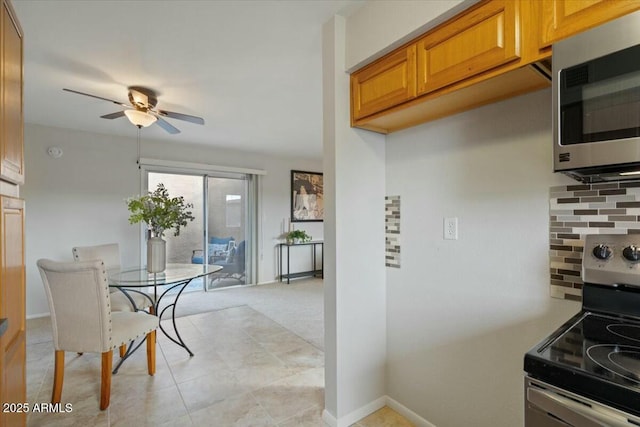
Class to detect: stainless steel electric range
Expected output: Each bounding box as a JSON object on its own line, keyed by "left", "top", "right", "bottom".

{"left": 524, "top": 234, "right": 640, "bottom": 426}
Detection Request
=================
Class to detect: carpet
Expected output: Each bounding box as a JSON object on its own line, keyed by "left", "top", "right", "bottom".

{"left": 158, "top": 277, "right": 324, "bottom": 350}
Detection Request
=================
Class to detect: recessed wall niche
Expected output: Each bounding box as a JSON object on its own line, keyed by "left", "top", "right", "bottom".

{"left": 385, "top": 195, "right": 400, "bottom": 268}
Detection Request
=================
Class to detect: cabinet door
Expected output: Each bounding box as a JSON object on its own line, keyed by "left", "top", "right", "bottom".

{"left": 417, "top": 0, "right": 520, "bottom": 96}
{"left": 351, "top": 45, "right": 417, "bottom": 121}
{"left": 540, "top": 0, "right": 640, "bottom": 47}
{"left": 0, "top": 196, "right": 25, "bottom": 427}
{"left": 1, "top": 0, "right": 24, "bottom": 185}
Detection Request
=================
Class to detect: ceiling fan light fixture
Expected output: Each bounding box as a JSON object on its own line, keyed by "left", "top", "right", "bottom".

{"left": 124, "top": 109, "right": 157, "bottom": 128}
{"left": 64, "top": 87, "right": 204, "bottom": 134}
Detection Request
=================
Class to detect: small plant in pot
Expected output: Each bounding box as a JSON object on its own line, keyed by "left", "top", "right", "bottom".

{"left": 127, "top": 183, "right": 195, "bottom": 272}
{"left": 285, "top": 229, "right": 311, "bottom": 244}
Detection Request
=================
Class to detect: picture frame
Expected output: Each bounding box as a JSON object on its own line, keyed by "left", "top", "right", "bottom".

{"left": 291, "top": 170, "right": 323, "bottom": 222}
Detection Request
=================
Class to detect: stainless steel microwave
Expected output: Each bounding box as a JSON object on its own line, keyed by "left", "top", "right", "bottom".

{"left": 553, "top": 10, "right": 640, "bottom": 183}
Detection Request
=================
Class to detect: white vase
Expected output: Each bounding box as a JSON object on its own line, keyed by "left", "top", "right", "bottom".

{"left": 147, "top": 236, "right": 166, "bottom": 273}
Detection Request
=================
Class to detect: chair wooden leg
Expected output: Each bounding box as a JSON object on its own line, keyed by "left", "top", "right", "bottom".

{"left": 146, "top": 330, "right": 156, "bottom": 376}
{"left": 100, "top": 351, "right": 112, "bottom": 410}
{"left": 52, "top": 350, "right": 64, "bottom": 404}
{"left": 119, "top": 344, "right": 126, "bottom": 358}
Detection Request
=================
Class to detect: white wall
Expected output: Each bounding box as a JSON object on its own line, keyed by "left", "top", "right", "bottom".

{"left": 385, "top": 89, "right": 580, "bottom": 426}
{"left": 323, "top": 16, "right": 387, "bottom": 426}
{"left": 338, "top": 2, "right": 586, "bottom": 425}
{"left": 23, "top": 123, "right": 323, "bottom": 317}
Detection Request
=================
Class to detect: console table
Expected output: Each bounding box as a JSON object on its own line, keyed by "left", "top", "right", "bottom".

{"left": 278, "top": 241, "right": 323, "bottom": 284}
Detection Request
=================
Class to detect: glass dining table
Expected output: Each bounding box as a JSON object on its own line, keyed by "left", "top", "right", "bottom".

{"left": 108, "top": 263, "right": 222, "bottom": 357}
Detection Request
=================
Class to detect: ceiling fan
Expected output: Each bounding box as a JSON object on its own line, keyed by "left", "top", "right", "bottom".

{"left": 63, "top": 86, "right": 205, "bottom": 134}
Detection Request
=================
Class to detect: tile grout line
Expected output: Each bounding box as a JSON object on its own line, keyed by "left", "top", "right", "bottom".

{"left": 156, "top": 337, "right": 195, "bottom": 425}
{"left": 244, "top": 305, "right": 324, "bottom": 352}
{"left": 248, "top": 390, "right": 279, "bottom": 426}
{"left": 244, "top": 323, "right": 324, "bottom": 426}
{"left": 275, "top": 402, "right": 324, "bottom": 426}
{"left": 185, "top": 308, "right": 323, "bottom": 424}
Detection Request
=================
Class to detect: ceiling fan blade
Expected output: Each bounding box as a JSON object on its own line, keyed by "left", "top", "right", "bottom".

{"left": 100, "top": 111, "right": 126, "bottom": 120}
{"left": 155, "top": 117, "right": 181, "bottom": 134}
{"left": 63, "top": 88, "right": 128, "bottom": 107}
{"left": 157, "top": 109, "right": 205, "bottom": 125}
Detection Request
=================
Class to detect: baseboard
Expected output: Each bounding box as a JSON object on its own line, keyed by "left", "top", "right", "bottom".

{"left": 26, "top": 312, "right": 50, "bottom": 320}
{"left": 322, "top": 409, "right": 337, "bottom": 427}
{"left": 322, "top": 396, "right": 435, "bottom": 427}
{"left": 323, "top": 396, "right": 386, "bottom": 427}
{"left": 386, "top": 396, "right": 436, "bottom": 427}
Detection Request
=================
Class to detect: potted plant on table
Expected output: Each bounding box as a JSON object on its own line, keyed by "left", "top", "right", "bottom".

{"left": 127, "top": 183, "right": 195, "bottom": 273}
{"left": 285, "top": 229, "right": 312, "bottom": 245}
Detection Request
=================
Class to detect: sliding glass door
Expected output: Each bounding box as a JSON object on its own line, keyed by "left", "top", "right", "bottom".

{"left": 146, "top": 171, "right": 256, "bottom": 290}
{"left": 204, "top": 175, "right": 253, "bottom": 289}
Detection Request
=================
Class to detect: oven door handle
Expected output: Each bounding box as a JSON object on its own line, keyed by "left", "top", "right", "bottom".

{"left": 528, "top": 387, "right": 632, "bottom": 427}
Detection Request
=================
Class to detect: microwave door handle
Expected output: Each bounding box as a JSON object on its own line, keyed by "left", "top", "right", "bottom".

{"left": 527, "top": 387, "right": 631, "bottom": 427}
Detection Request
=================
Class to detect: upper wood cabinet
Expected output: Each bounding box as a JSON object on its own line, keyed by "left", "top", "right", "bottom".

{"left": 1, "top": 0, "right": 24, "bottom": 185}
{"left": 350, "top": 0, "right": 640, "bottom": 134}
{"left": 350, "top": 0, "right": 546, "bottom": 133}
{"left": 539, "top": 0, "right": 640, "bottom": 47}
{"left": 417, "top": 0, "right": 520, "bottom": 95}
{"left": 351, "top": 45, "right": 417, "bottom": 122}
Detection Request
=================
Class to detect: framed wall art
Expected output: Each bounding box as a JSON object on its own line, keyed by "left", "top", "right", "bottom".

{"left": 291, "top": 170, "right": 323, "bottom": 222}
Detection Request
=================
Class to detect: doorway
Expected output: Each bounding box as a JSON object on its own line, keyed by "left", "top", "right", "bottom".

{"left": 146, "top": 171, "right": 257, "bottom": 290}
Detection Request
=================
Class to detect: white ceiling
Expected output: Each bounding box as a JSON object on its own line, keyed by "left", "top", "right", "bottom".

{"left": 12, "top": 0, "right": 363, "bottom": 159}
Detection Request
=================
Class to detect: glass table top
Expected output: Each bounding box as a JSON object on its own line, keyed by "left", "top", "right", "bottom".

{"left": 108, "top": 263, "right": 222, "bottom": 287}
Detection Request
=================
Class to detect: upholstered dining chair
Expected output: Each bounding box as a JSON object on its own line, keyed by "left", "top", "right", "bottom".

{"left": 37, "top": 259, "right": 158, "bottom": 410}
{"left": 72, "top": 243, "right": 156, "bottom": 358}
{"left": 72, "top": 243, "right": 155, "bottom": 313}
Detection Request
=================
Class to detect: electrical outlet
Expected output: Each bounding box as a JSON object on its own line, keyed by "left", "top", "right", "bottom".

{"left": 444, "top": 217, "right": 458, "bottom": 240}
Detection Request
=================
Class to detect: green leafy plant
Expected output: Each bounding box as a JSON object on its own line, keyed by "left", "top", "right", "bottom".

{"left": 286, "top": 229, "right": 311, "bottom": 243}
{"left": 127, "top": 183, "right": 195, "bottom": 238}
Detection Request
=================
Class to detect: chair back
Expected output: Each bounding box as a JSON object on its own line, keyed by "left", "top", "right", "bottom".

{"left": 37, "top": 259, "right": 113, "bottom": 353}
{"left": 72, "top": 243, "right": 121, "bottom": 272}
{"left": 224, "top": 240, "right": 246, "bottom": 274}
{"left": 236, "top": 240, "right": 246, "bottom": 268}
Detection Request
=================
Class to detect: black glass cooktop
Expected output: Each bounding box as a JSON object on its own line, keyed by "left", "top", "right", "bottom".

{"left": 525, "top": 311, "right": 640, "bottom": 417}
{"left": 539, "top": 312, "right": 640, "bottom": 385}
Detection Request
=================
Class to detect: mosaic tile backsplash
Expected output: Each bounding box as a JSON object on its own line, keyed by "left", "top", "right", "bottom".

{"left": 386, "top": 195, "right": 400, "bottom": 268}
{"left": 550, "top": 180, "right": 640, "bottom": 300}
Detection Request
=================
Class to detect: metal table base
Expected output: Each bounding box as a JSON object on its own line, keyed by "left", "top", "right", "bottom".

{"left": 109, "top": 264, "right": 222, "bottom": 369}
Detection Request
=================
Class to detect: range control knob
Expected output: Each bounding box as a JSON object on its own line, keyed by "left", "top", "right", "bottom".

{"left": 623, "top": 245, "right": 640, "bottom": 262}
{"left": 592, "top": 244, "right": 612, "bottom": 260}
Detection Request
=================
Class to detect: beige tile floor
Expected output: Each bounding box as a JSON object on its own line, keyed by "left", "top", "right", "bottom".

{"left": 26, "top": 304, "right": 412, "bottom": 426}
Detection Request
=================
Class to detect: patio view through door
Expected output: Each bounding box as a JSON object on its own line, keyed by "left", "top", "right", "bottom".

{"left": 147, "top": 171, "right": 255, "bottom": 291}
